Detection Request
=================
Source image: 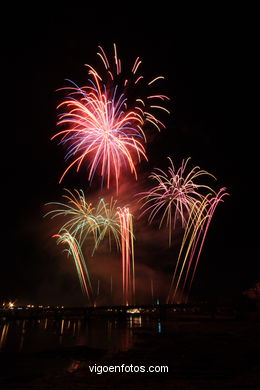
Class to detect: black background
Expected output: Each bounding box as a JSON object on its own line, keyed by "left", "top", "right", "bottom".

{"left": 2, "top": 4, "right": 258, "bottom": 305}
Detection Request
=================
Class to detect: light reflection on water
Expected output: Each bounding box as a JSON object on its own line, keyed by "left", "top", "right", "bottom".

{"left": 0, "top": 315, "right": 160, "bottom": 354}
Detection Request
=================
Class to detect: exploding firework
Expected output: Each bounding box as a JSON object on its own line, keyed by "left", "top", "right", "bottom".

{"left": 167, "top": 188, "right": 229, "bottom": 303}
{"left": 138, "top": 157, "right": 228, "bottom": 303}
{"left": 46, "top": 190, "right": 135, "bottom": 304}
{"left": 45, "top": 189, "right": 99, "bottom": 247}
{"left": 52, "top": 44, "right": 169, "bottom": 191}
{"left": 138, "top": 157, "right": 216, "bottom": 246}
{"left": 45, "top": 189, "right": 122, "bottom": 254}
{"left": 53, "top": 230, "right": 93, "bottom": 301}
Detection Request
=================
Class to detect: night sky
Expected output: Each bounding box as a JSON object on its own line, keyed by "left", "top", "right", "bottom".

{"left": 2, "top": 5, "right": 258, "bottom": 305}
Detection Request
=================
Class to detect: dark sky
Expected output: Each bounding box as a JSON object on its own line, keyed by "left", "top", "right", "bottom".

{"left": 2, "top": 5, "right": 258, "bottom": 305}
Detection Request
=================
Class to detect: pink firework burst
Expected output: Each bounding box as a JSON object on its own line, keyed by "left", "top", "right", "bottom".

{"left": 138, "top": 157, "right": 216, "bottom": 245}
{"left": 52, "top": 44, "right": 169, "bottom": 191}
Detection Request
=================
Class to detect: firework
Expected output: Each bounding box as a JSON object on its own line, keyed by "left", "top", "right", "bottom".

{"left": 94, "top": 197, "right": 121, "bottom": 252}
{"left": 117, "top": 207, "right": 135, "bottom": 305}
{"left": 138, "top": 157, "right": 228, "bottom": 304}
{"left": 167, "top": 188, "right": 229, "bottom": 303}
{"left": 52, "top": 44, "right": 169, "bottom": 191}
{"left": 46, "top": 190, "right": 135, "bottom": 304}
{"left": 45, "top": 189, "right": 122, "bottom": 255}
{"left": 45, "top": 189, "right": 99, "bottom": 246}
{"left": 53, "top": 230, "right": 93, "bottom": 300}
{"left": 138, "top": 157, "right": 216, "bottom": 246}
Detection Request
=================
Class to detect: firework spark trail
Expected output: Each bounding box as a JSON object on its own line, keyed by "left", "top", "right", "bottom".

{"left": 117, "top": 207, "right": 135, "bottom": 306}
{"left": 46, "top": 190, "right": 135, "bottom": 303}
{"left": 94, "top": 197, "right": 121, "bottom": 253}
{"left": 45, "top": 189, "right": 100, "bottom": 247}
{"left": 167, "top": 196, "right": 210, "bottom": 304}
{"left": 138, "top": 157, "right": 228, "bottom": 304}
{"left": 45, "top": 190, "right": 122, "bottom": 255}
{"left": 53, "top": 231, "right": 93, "bottom": 301}
{"left": 52, "top": 44, "right": 169, "bottom": 191}
{"left": 184, "top": 187, "right": 229, "bottom": 298}
{"left": 167, "top": 188, "right": 229, "bottom": 303}
{"left": 138, "top": 157, "right": 216, "bottom": 246}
